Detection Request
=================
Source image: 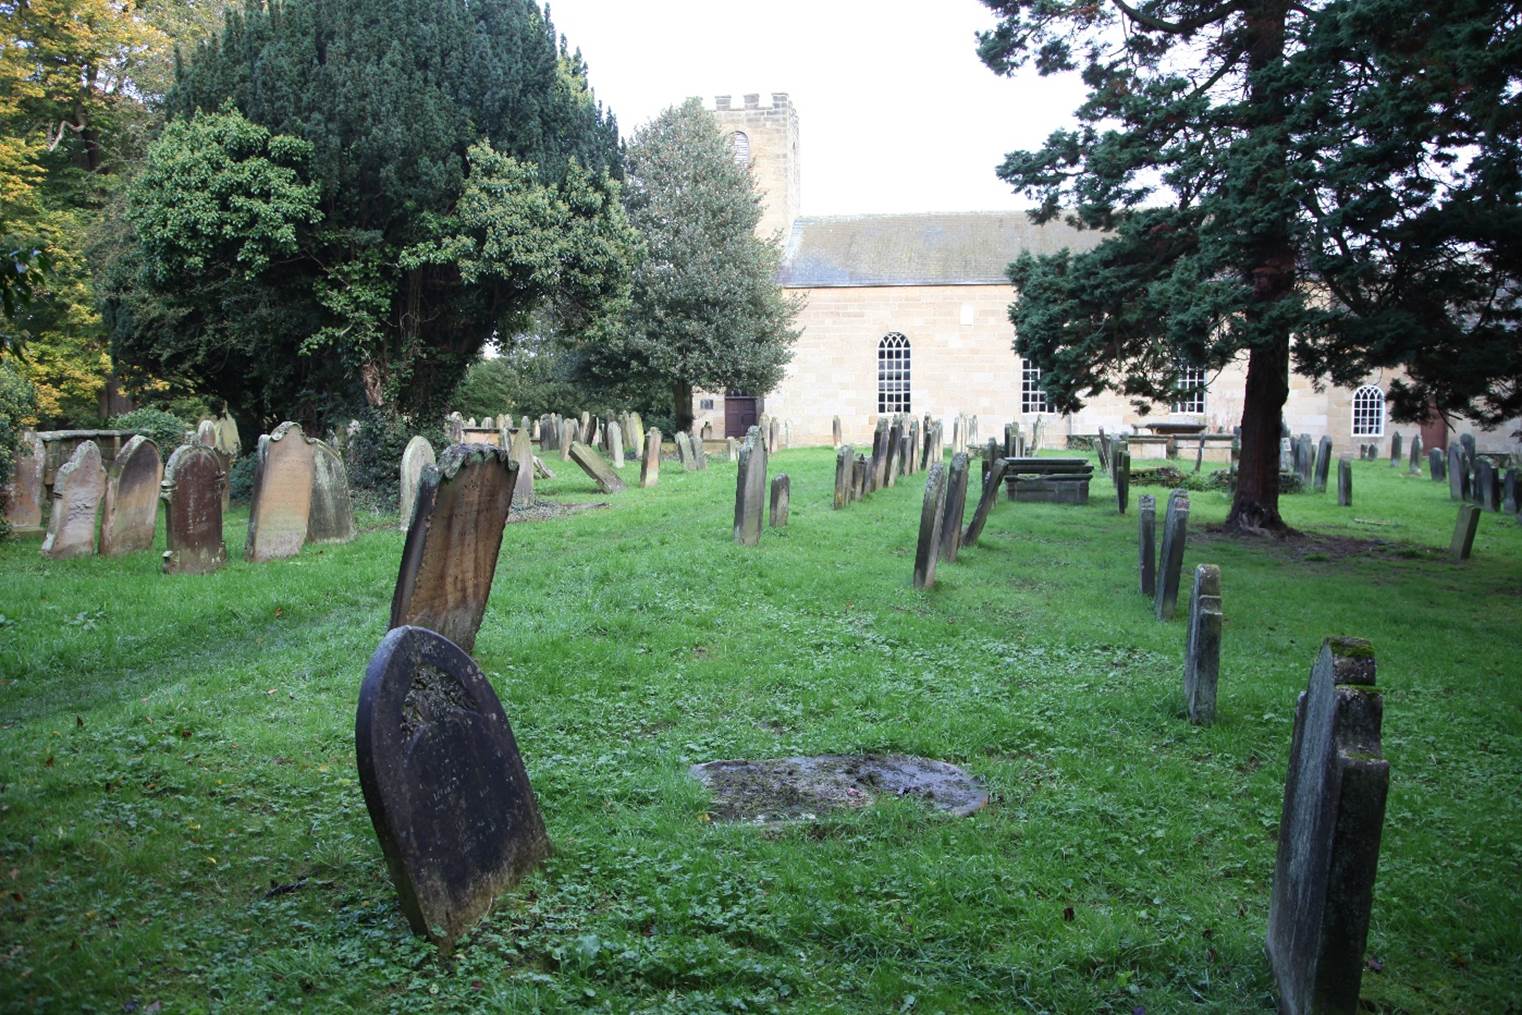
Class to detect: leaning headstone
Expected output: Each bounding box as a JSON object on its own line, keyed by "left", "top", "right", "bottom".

{"left": 1388, "top": 432, "right": 1402, "bottom": 466}
{"left": 1475, "top": 459, "right": 1498, "bottom": 511}
{"left": 912, "top": 463, "right": 948, "bottom": 589}
{"left": 1115, "top": 450, "right": 1131, "bottom": 514}
{"left": 100, "top": 435, "right": 162, "bottom": 556}
{"left": 559, "top": 421, "right": 576, "bottom": 462}
{"left": 306, "top": 440, "right": 357, "bottom": 544}
{"left": 41, "top": 441, "right": 106, "bottom": 559}
{"left": 1450, "top": 504, "right": 1480, "bottom": 561}
{"left": 400, "top": 436, "right": 436, "bottom": 532}
{"left": 509, "top": 427, "right": 535, "bottom": 506}
{"left": 356, "top": 624, "right": 550, "bottom": 954}
{"left": 1459, "top": 433, "right": 1475, "bottom": 459}
{"left": 1155, "top": 491, "right": 1190, "bottom": 621}
{"left": 245, "top": 422, "right": 316, "bottom": 563}
{"left": 733, "top": 427, "right": 766, "bottom": 546}
{"left": 160, "top": 444, "right": 227, "bottom": 574}
{"left": 1313, "top": 436, "right": 1333, "bottom": 493}
{"left": 391, "top": 444, "right": 516, "bottom": 653}
{"left": 1183, "top": 564, "right": 1223, "bottom": 725}
{"left": 1139, "top": 494, "right": 1157, "bottom": 597}
{"left": 568, "top": 442, "right": 624, "bottom": 494}
{"left": 938, "top": 452, "right": 970, "bottom": 564}
{"left": 640, "top": 428, "right": 661, "bottom": 488}
{"left": 1337, "top": 457, "right": 1352, "bottom": 507}
{"left": 962, "top": 458, "right": 1009, "bottom": 548}
{"left": 1503, "top": 468, "right": 1519, "bottom": 515}
{"left": 675, "top": 431, "right": 695, "bottom": 471}
{"left": 833, "top": 445, "right": 853, "bottom": 509}
{"left": 1267, "top": 637, "right": 1388, "bottom": 1015}
{"left": 832, "top": 416, "right": 842, "bottom": 448}
{"left": 1428, "top": 446, "right": 1444, "bottom": 481}
{"left": 1408, "top": 433, "right": 1422, "bottom": 474}
{"left": 3, "top": 429, "right": 44, "bottom": 532}
{"left": 770, "top": 474, "right": 790, "bottom": 527}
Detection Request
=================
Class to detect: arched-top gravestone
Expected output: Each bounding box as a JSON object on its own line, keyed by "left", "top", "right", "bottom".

{"left": 213, "top": 411, "right": 241, "bottom": 459}
{"left": 41, "top": 440, "right": 106, "bottom": 559}
{"left": 399, "top": 436, "right": 436, "bottom": 532}
{"left": 307, "top": 440, "right": 356, "bottom": 544}
{"left": 357, "top": 625, "right": 550, "bottom": 952}
{"left": 245, "top": 422, "right": 316, "bottom": 563}
{"left": 100, "top": 435, "right": 162, "bottom": 557}
{"left": 4, "top": 429, "right": 44, "bottom": 532}
{"left": 391, "top": 444, "right": 517, "bottom": 654}
{"left": 161, "top": 443, "right": 227, "bottom": 575}
{"left": 195, "top": 419, "right": 217, "bottom": 447}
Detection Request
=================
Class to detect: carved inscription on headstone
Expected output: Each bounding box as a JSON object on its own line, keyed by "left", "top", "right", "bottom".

{"left": 41, "top": 440, "right": 106, "bottom": 559}
{"left": 160, "top": 444, "right": 227, "bottom": 575}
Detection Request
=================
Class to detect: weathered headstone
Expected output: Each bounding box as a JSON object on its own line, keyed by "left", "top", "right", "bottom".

{"left": 160, "top": 444, "right": 227, "bottom": 574}
{"left": 1297, "top": 435, "right": 1315, "bottom": 484}
{"left": 306, "top": 440, "right": 356, "bottom": 544}
{"left": 733, "top": 427, "right": 766, "bottom": 546}
{"left": 356, "top": 624, "right": 550, "bottom": 954}
{"left": 938, "top": 452, "right": 970, "bottom": 564}
{"left": 640, "top": 428, "right": 661, "bottom": 488}
{"left": 832, "top": 416, "right": 842, "bottom": 448}
{"left": 1460, "top": 432, "right": 1475, "bottom": 459}
{"left": 725, "top": 436, "right": 739, "bottom": 462}
{"left": 627, "top": 412, "right": 645, "bottom": 454}
{"left": 1183, "top": 564, "right": 1223, "bottom": 725}
{"left": 962, "top": 458, "right": 1009, "bottom": 548}
{"left": 770, "top": 474, "right": 790, "bottom": 527}
{"left": 852, "top": 455, "right": 867, "bottom": 501}
{"left": 607, "top": 420, "right": 625, "bottom": 468}
{"left": 3, "top": 429, "right": 44, "bottom": 532}
{"left": 100, "top": 435, "right": 163, "bottom": 556}
{"left": 559, "top": 421, "right": 576, "bottom": 461}
{"left": 1475, "top": 459, "right": 1498, "bottom": 511}
{"left": 447, "top": 413, "right": 465, "bottom": 444}
{"left": 1139, "top": 494, "right": 1157, "bottom": 596}
{"left": 213, "top": 411, "right": 241, "bottom": 460}
{"left": 1267, "top": 637, "right": 1388, "bottom": 1015}
{"left": 245, "top": 422, "right": 316, "bottom": 563}
{"left": 195, "top": 419, "right": 216, "bottom": 447}
{"left": 912, "top": 463, "right": 948, "bottom": 589}
{"left": 391, "top": 444, "right": 516, "bottom": 653}
{"left": 1115, "top": 450, "right": 1131, "bottom": 514}
{"left": 509, "top": 427, "right": 535, "bottom": 506}
{"left": 1155, "top": 490, "right": 1190, "bottom": 621}
{"left": 692, "top": 430, "right": 708, "bottom": 470}
{"left": 884, "top": 420, "right": 903, "bottom": 488}
{"left": 1336, "top": 457, "right": 1352, "bottom": 507}
{"left": 1407, "top": 433, "right": 1422, "bottom": 474}
{"left": 833, "top": 445, "right": 853, "bottom": 509}
{"left": 675, "top": 431, "right": 695, "bottom": 471}
{"left": 568, "top": 442, "right": 624, "bottom": 494}
{"left": 1388, "top": 432, "right": 1402, "bottom": 466}
{"left": 41, "top": 441, "right": 106, "bottom": 559}
{"left": 1503, "top": 468, "right": 1519, "bottom": 515}
{"left": 1447, "top": 445, "right": 1466, "bottom": 500}
{"left": 1450, "top": 504, "right": 1480, "bottom": 561}
{"left": 1313, "top": 436, "right": 1333, "bottom": 493}
{"left": 400, "top": 436, "right": 436, "bottom": 532}
{"left": 1428, "top": 446, "right": 1444, "bottom": 481}
{"left": 768, "top": 417, "right": 781, "bottom": 455}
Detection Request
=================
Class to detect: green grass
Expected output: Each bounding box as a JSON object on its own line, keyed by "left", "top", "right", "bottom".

{"left": 1, "top": 449, "right": 1519, "bottom": 1012}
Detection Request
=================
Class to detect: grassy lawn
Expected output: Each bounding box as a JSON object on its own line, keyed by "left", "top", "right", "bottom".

{"left": 1, "top": 446, "right": 1518, "bottom": 1012}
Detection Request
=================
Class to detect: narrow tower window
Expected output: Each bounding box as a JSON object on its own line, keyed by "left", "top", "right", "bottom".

{"left": 729, "top": 131, "right": 750, "bottom": 169}
{"left": 878, "top": 333, "right": 911, "bottom": 413}
{"left": 1021, "top": 362, "right": 1047, "bottom": 414}
{"left": 1351, "top": 385, "right": 1386, "bottom": 436}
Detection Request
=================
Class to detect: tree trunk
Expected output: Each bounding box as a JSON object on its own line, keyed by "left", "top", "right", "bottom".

{"left": 672, "top": 378, "right": 693, "bottom": 434}
{"left": 1225, "top": 340, "right": 1290, "bottom": 533}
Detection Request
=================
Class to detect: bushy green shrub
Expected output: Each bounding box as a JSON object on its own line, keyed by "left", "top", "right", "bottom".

{"left": 109, "top": 407, "right": 191, "bottom": 458}
{"left": 0, "top": 361, "right": 39, "bottom": 540}
{"left": 227, "top": 453, "right": 258, "bottom": 504}
{"left": 346, "top": 407, "right": 444, "bottom": 512}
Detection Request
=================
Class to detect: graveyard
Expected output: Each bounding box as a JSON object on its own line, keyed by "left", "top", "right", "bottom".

{"left": 2, "top": 443, "right": 1518, "bottom": 1011}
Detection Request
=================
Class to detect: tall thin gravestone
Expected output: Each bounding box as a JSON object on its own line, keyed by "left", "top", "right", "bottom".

{"left": 100, "top": 435, "right": 163, "bottom": 557}
{"left": 356, "top": 624, "right": 549, "bottom": 954}
{"left": 1475, "top": 459, "right": 1498, "bottom": 511}
{"left": 1447, "top": 446, "right": 1465, "bottom": 500}
{"left": 509, "top": 427, "right": 535, "bottom": 505}
{"left": 832, "top": 416, "right": 842, "bottom": 448}
{"left": 733, "top": 427, "right": 766, "bottom": 546}
{"left": 1388, "top": 432, "right": 1402, "bottom": 466}
{"left": 3, "top": 429, "right": 44, "bottom": 532}
{"left": 1183, "top": 564, "right": 1222, "bottom": 725}
{"left": 676, "top": 431, "right": 695, "bottom": 471}
{"left": 833, "top": 445, "right": 853, "bottom": 509}
{"left": 1313, "top": 436, "right": 1333, "bottom": 493}
{"left": 912, "top": 463, "right": 948, "bottom": 589}
{"left": 245, "top": 422, "right": 316, "bottom": 563}
{"left": 307, "top": 440, "right": 357, "bottom": 544}
{"left": 962, "top": 458, "right": 1009, "bottom": 548}
{"left": 1503, "top": 468, "right": 1519, "bottom": 515}
{"left": 1155, "top": 491, "right": 1189, "bottom": 620}
{"left": 1115, "top": 450, "right": 1131, "bottom": 514}
{"left": 1138, "top": 494, "right": 1156, "bottom": 596}
{"left": 1407, "top": 433, "right": 1422, "bottom": 474}
{"left": 607, "top": 420, "right": 624, "bottom": 469}
{"left": 938, "top": 452, "right": 970, "bottom": 563}
{"left": 1450, "top": 504, "right": 1480, "bottom": 561}
{"left": 1428, "top": 447, "right": 1444, "bottom": 481}
{"left": 640, "top": 428, "right": 661, "bottom": 488}
{"left": 770, "top": 474, "right": 790, "bottom": 527}
{"left": 852, "top": 455, "right": 866, "bottom": 502}
{"left": 1267, "top": 637, "right": 1388, "bottom": 1015}
{"left": 160, "top": 444, "right": 227, "bottom": 575}
{"left": 41, "top": 440, "right": 106, "bottom": 559}
{"left": 1336, "top": 457, "right": 1352, "bottom": 507}
{"left": 391, "top": 445, "right": 516, "bottom": 653}
{"left": 400, "top": 436, "right": 436, "bottom": 533}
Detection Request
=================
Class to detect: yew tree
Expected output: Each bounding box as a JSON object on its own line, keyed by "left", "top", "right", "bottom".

{"left": 979, "top": 0, "right": 1521, "bottom": 533}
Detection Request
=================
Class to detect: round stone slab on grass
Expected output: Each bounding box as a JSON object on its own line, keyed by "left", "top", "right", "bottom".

{"left": 690, "top": 754, "right": 988, "bottom": 824}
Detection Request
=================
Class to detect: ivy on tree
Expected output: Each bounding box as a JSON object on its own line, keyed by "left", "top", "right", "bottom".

{"left": 979, "top": 0, "right": 1521, "bottom": 533}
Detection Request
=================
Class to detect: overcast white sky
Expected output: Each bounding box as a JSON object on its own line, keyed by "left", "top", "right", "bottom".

{"left": 549, "top": 0, "right": 1089, "bottom": 216}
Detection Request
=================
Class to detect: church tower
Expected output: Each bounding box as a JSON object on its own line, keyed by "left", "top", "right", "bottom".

{"left": 709, "top": 93, "right": 800, "bottom": 243}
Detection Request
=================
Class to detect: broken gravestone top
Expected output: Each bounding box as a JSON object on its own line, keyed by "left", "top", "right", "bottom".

{"left": 690, "top": 754, "right": 988, "bottom": 824}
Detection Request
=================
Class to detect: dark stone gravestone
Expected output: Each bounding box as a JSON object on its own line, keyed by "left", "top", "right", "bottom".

{"left": 769, "top": 474, "right": 790, "bottom": 527}
{"left": 963, "top": 458, "right": 1009, "bottom": 548}
{"left": 1337, "top": 457, "right": 1352, "bottom": 507}
{"left": 568, "top": 442, "right": 625, "bottom": 494}
{"left": 307, "top": 439, "right": 357, "bottom": 545}
{"left": 1115, "top": 450, "right": 1131, "bottom": 514}
{"left": 1388, "top": 432, "right": 1402, "bottom": 465}
{"left": 833, "top": 445, "right": 853, "bottom": 509}
{"left": 1428, "top": 447, "right": 1444, "bottom": 482}
{"left": 1296, "top": 436, "right": 1314, "bottom": 484}
{"left": 1408, "top": 433, "right": 1422, "bottom": 474}
{"left": 1095, "top": 429, "right": 1110, "bottom": 473}
{"left": 391, "top": 445, "right": 516, "bottom": 654}
{"left": 1447, "top": 446, "right": 1466, "bottom": 500}
{"left": 356, "top": 625, "right": 549, "bottom": 954}
{"left": 1475, "top": 459, "right": 1499, "bottom": 511}
{"left": 1450, "top": 504, "right": 1480, "bottom": 561}
{"left": 1313, "top": 436, "right": 1333, "bottom": 494}
{"left": 1267, "top": 636, "right": 1388, "bottom": 1015}
{"left": 938, "top": 452, "right": 970, "bottom": 563}
{"left": 852, "top": 454, "right": 866, "bottom": 501}
{"left": 160, "top": 444, "right": 227, "bottom": 575}
{"left": 912, "top": 463, "right": 948, "bottom": 589}
{"left": 1155, "top": 490, "right": 1190, "bottom": 621}
{"left": 1460, "top": 433, "right": 1476, "bottom": 459}
{"left": 1183, "top": 564, "right": 1222, "bottom": 725}
{"left": 1504, "top": 468, "right": 1519, "bottom": 516}
{"left": 733, "top": 427, "right": 766, "bottom": 546}
{"left": 886, "top": 420, "right": 905, "bottom": 488}
{"left": 1138, "top": 494, "right": 1157, "bottom": 597}
{"left": 101, "top": 435, "right": 163, "bottom": 557}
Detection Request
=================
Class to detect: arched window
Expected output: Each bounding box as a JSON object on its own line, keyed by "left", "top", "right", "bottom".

{"left": 1021, "top": 361, "right": 1047, "bottom": 414}
{"left": 878, "top": 333, "right": 911, "bottom": 413}
{"left": 1351, "top": 385, "right": 1386, "bottom": 436}
{"left": 729, "top": 131, "right": 750, "bottom": 169}
{"left": 1173, "top": 364, "right": 1206, "bottom": 413}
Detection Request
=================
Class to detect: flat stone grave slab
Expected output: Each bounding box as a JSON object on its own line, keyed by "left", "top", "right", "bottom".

{"left": 690, "top": 754, "right": 988, "bottom": 824}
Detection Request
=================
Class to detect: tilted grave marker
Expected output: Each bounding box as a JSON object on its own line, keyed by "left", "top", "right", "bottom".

{"left": 733, "top": 427, "right": 767, "bottom": 546}
{"left": 1155, "top": 490, "right": 1190, "bottom": 620}
{"left": 676, "top": 431, "right": 695, "bottom": 471}
{"left": 307, "top": 440, "right": 357, "bottom": 545}
{"left": 1450, "top": 504, "right": 1480, "bottom": 561}
{"left": 160, "top": 444, "right": 227, "bottom": 575}
{"left": 640, "top": 428, "right": 661, "bottom": 488}
{"left": 938, "top": 452, "right": 970, "bottom": 564}
{"left": 1313, "top": 436, "right": 1333, "bottom": 493}
{"left": 1268, "top": 637, "right": 1388, "bottom": 1015}
{"left": 912, "top": 463, "right": 948, "bottom": 589}
{"left": 41, "top": 440, "right": 106, "bottom": 559}
{"left": 399, "top": 436, "right": 436, "bottom": 533}
{"left": 245, "top": 422, "right": 316, "bottom": 563}
{"left": 1183, "top": 564, "right": 1223, "bottom": 725}
{"left": 356, "top": 625, "right": 550, "bottom": 954}
{"left": 962, "top": 457, "right": 1009, "bottom": 548}
{"left": 568, "top": 442, "right": 624, "bottom": 494}
{"left": 770, "top": 474, "right": 790, "bottom": 527}
{"left": 100, "top": 435, "right": 162, "bottom": 557}
{"left": 1138, "top": 494, "right": 1157, "bottom": 596}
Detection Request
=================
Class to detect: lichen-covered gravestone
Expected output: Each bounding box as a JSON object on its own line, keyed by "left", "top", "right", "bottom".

{"left": 1155, "top": 490, "right": 1189, "bottom": 620}
{"left": 1450, "top": 504, "right": 1480, "bottom": 561}
{"left": 100, "top": 435, "right": 163, "bottom": 556}
{"left": 732, "top": 427, "right": 766, "bottom": 546}
{"left": 307, "top": 440, "right": 356, "bottom": 544}
{"left": 912, "top": 463, "right": 948, "bottom": 589}
{"left": 41, "top": 440, "right": 106, "bottom": 559}
{"left": 1138, "top": 494, "right": 1157, "bottom": 597}
{"left": 833, "top": 445, "right": 853, "bottom": 509}
{"left": 770, "top": 474, "right": 790, "bottom": 527}
{"left": 509, "top": 427, "right": 534, "bottom": 506}
{"left": 568, "top": 442, "right": 624, "bottom": 494}
{"left": 391, "top": 445, "right": 517, "bottom": 655}
{"left": 160, "top": 444, "right": 227, "bottom": 575}
{"left": 1183, "top": 564, "right": 1223, "bottom": 725}
{"left": 640, "top": 428, "right": 661, "bottom": 488}
{"left": 245, "top": 423, "right": 316, "bottom": 563}
{"left": 356, "top": 625, "right": 549, "bottom": 954}
{"left": 938, "top": 452, "right": 969, "bottom": 563}
{"left": 1267, "top": 637, "right": 1388, "bottom": 1015}
{"left": 3, "top": 429, "right": 44, "bottom": 532}
{"left": 1428, "top": 447, "right": 1444, "bottom": 482}
{"left": 962, "top": 457, "right": 1009, "bottom": 548}
{"left": 399, "top": 436, "right": 436, "bottom": 533}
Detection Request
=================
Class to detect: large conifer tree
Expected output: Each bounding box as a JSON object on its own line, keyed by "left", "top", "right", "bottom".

{"left": 979, "top": 0, "right": 1521, "bottom": 533}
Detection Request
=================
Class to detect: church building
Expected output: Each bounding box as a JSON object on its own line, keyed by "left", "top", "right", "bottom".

{"left": 691, "top": 93, "right": 1503, "bottom": 456}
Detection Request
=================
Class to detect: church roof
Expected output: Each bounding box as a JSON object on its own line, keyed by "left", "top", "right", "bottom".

{"left": 777, "top": 211, "right": 1105, "bottom": 288}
